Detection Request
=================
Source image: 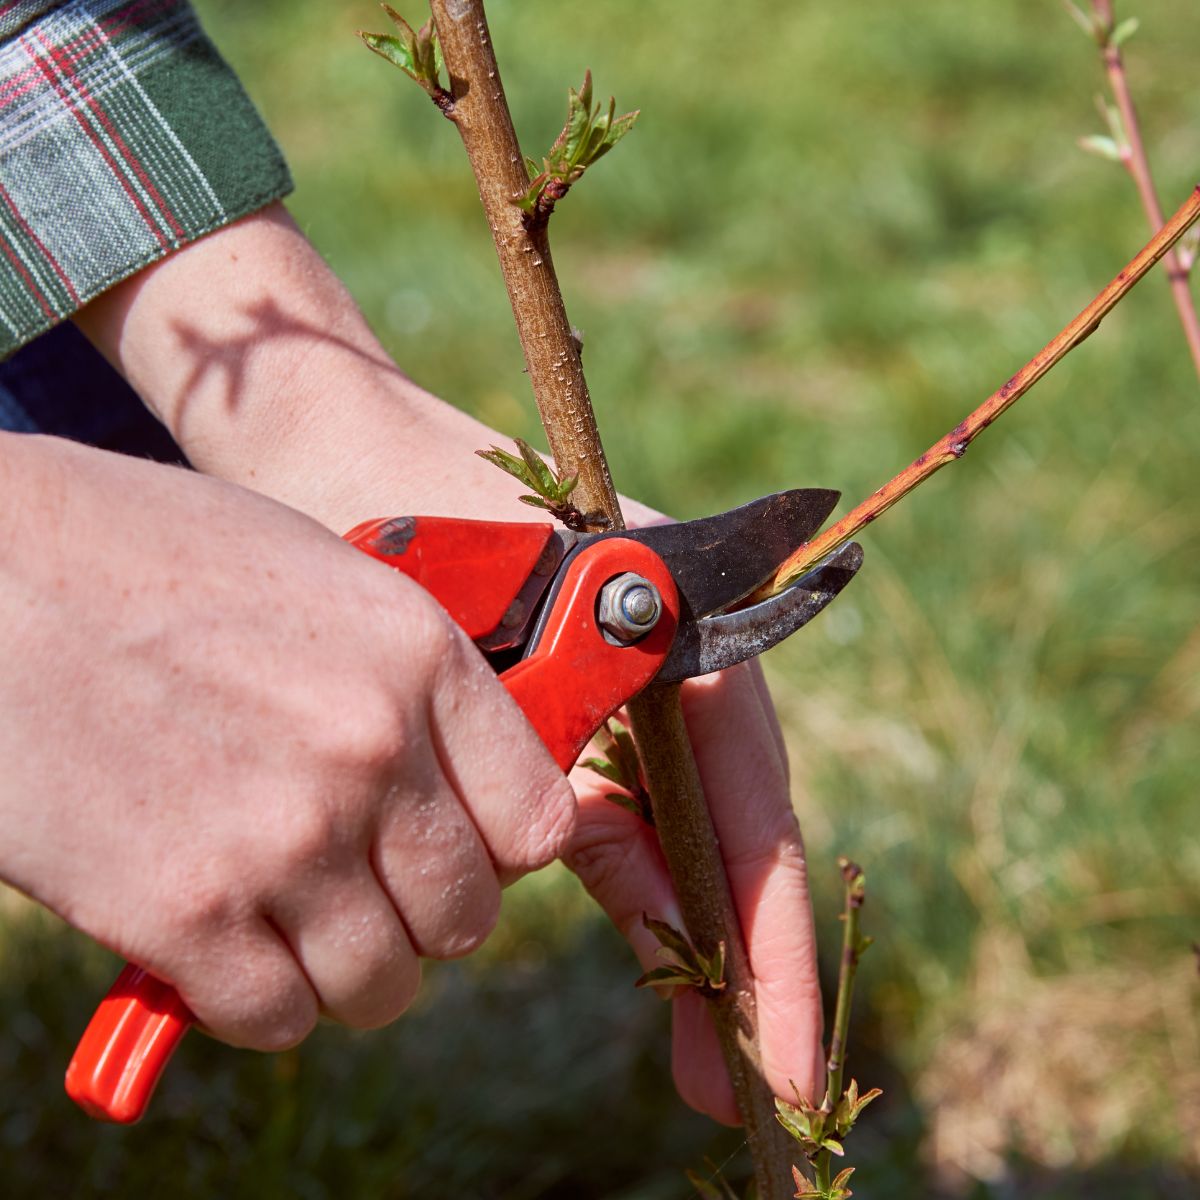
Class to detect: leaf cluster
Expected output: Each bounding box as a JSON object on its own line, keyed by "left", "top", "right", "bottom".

{"left": 514, "top": 70, "right": 638, "bottom": 217}
{"left": 633, "top": 914, "right": 725, "bottom": 996}
{"left": 475, "top": 438, "right": 591, "bottom": 528}
{"left": 359, "top": 5, "right": 447, "bottom": 102}
{"left": 777, "top": 1080, "right": 882, "bottom": 1198}
{"left": 581, "top": 720, "right": 653, "bottom": 824}
{"left": 1063, "top": 1, "right": 1139, "bottom": 49}
{"left": 789, "top": 1163, "right": 856, "bottom": 1200}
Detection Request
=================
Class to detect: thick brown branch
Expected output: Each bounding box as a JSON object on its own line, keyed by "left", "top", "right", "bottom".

{"left": 428, "top": 1, "right": 617, "bottom": 525}
{"left": 1089, "top": 0, "right": 1200, "bottom": 382}
{"left": 764, "top": 185, "right": 1200, "bottom": 594}
{"left": 427, "top": 1, "right": 797, "bottom": 1192}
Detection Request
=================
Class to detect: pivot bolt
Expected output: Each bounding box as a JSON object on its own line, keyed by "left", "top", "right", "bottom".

{"left": 598, "top": 573, "right": 662, "bottom": 643}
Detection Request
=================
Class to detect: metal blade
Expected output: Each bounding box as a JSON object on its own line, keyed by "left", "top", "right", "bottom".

{"left": 655, "top": 542, "right": 863, "bottom": 682}
{"left": 618, "top": 488, "right": 840, "bottom": 618}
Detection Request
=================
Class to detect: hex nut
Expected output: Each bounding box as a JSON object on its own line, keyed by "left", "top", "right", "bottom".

{"left": 597, "top": 573, "right": 662, "bottom": 642}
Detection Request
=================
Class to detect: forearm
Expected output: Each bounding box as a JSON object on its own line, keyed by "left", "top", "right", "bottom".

{"left": 0, "top": 433, "right": 59, "bottom": 666}
{"left": 72, "top": 203, "right": 557, "bottom": 531}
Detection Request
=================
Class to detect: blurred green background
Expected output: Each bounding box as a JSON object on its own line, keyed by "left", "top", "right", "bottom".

{"left": 3, "top": 0, "right": 1198, "bottom": 1195}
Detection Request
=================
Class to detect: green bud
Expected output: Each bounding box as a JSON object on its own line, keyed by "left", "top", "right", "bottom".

{"left": 1078, "top": 134, "right": 1123, "bottom": 162}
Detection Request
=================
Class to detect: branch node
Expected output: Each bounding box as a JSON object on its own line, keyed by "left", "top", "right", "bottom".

{"left": 520, "top": 178, "right": 571, "bottom": 233}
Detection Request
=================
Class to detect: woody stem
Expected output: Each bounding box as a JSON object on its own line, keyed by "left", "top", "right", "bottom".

{"left": 809, "top": 859, "right": 866, "bottom": 1195}
{"left": 764, "top": 185, "right": 1200, "bottom": 595}
{"left": 427, "top": 2, "right": 796, "bottom": 1193}
{"left": 1089, "top": 0, "right": 1200, "bottom": 381}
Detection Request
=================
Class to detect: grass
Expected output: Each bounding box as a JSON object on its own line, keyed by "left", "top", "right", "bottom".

{"left": 3, "top": 0, "right": 1198, "bottom": 1195}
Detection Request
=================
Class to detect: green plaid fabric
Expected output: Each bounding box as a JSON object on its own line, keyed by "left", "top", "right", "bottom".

{"left": 0, "top": 0, "right": 292, "bottom": 357}
{"left": 0, "top": 4, "right": 65, "bottom": 40}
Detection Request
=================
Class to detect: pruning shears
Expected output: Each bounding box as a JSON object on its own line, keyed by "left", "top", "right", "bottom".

{"left": 64, "top": 489, "right": 863, "bottom": 1123}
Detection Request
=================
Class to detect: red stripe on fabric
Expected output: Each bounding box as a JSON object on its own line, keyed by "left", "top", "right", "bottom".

{"left": 57, "top": 2, "right": 184, "bottom": 72}
{"left": 22, "top": 34, "right": 171, "bottom": 249}
{"left": 0, "top": 230, "right": 55, "bottom": 319}
{"left": 0, "top": 65, "right": 42, "bottom": 109}
{"left": 103, "top": 1, "right": 179, "bottom": 32}
{"left": 38, "top": 29, "right": 187, "bottom": 241}
{"left": 86, "top": 1, "right": 180, "bottom": 53}
{"left": 0, "top": 0, "right": 174, "bottom": 38}
{"left": 0, "top": 4, "right": 188, "bottom": 110}
{"left": 58, "top": 26, "right": 107, "bottom": 66}
{"left": 0, "top": 180, "right": 80, "bottom": 304}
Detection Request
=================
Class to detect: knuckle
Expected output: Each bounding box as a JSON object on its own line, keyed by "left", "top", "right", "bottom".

{"left": 405, "top": 596, "right": 463, "bottom": 675}
{"left": 341, "top": 956, "right": 422, "bottom": 1031}
{"left": 333, "top": 697, "right": 404, "bottom": 776}
{"left": 189, "top": 955, "right": 318, "bottom": 1053}
{"left": 276, "top": 805, "right": 337, "bottom": 875}
{"left": 727, "top": 810, "right": 806, "bottom": 873}
{"left": 436, "top": 886, "right": 501, "bottom": 960}
{"left": 160, "top": 868, "right": 241, "bottom": 942}
{"left": 309, "top": 683, "right": 404, "bottom": 778}
{"left": 512, "top": 775, "right": 576, "bottom": 873}
{"left": 252, "top": 999, "right": 319, "bottom": 1053}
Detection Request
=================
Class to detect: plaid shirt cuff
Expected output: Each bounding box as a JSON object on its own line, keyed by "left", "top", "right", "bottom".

{"left": 0, "top": 0, "right": 292, "bottom": 357}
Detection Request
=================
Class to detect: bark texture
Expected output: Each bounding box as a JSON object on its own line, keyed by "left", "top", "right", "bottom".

{"left": 430, "top": 1, "right": 619, "bottom": 525}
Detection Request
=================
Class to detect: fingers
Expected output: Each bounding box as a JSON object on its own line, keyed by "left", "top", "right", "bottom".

{"left": 267, "top": 620, "right": 573, "bottom": 1035}
{"left": 372, "top": 759, "right": 502, "bottom": 960}
{"left": 563, "top": 769, "right": 680, "bottom": 967}
{"left": 270, "top": 625, "right": 572, "bottom": 1029}
{"left": 679, "top": 665, "right": 824, "bottom": 1105}
{"left": 427, "top": 624, "right": 576, "bottom": 882}
{"left": 267, "top": 860, "right": 422, "bottom": 1031}
{"left": 171, "top": 918, "right": 320, "bottom": 1052}
{"left": 566, "top": 746, "right": 740, "bottom": 1125}
{"left": 671, "top": 992, "right": 740, "bottom": 1126}
{"left": 745, "top": 659, "right": 789, "bottom": 781}
{"left": 568, "top": 665, "right": 822, "bottom": 1120}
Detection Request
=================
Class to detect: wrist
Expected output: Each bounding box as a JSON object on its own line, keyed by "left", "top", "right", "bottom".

{"left": 73, "top": 205, "right": 388, "bottom": 505}
{"left": 0, "top": 432, "right": 62, "bottom": 557}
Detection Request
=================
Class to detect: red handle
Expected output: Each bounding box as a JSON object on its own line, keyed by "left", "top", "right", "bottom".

{"left": 65, "top": 964, "right": 193, "bottom": 1122}
{"left": 66, "top": 523, "right": 677, "bottom": 1122}
{"left": 497, "top": 537, "right": 677, "bottom": 767}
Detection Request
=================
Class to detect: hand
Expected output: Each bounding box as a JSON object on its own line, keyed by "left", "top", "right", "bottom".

{"left": 566, "top": 665, "right": 825, "bottom": 1126}
{"left": 0, "top": 434, "right": 574, "bottom": 1050}
{"left": 74, "top": 206, "right": 822, "bottom": 1116}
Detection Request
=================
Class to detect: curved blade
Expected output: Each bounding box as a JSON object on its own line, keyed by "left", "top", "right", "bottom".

{"left": 620, "top": 488, "right": 840, "bottom": 618}
{"left": 656, "top": 542, "right": 863, "bottom": 682}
